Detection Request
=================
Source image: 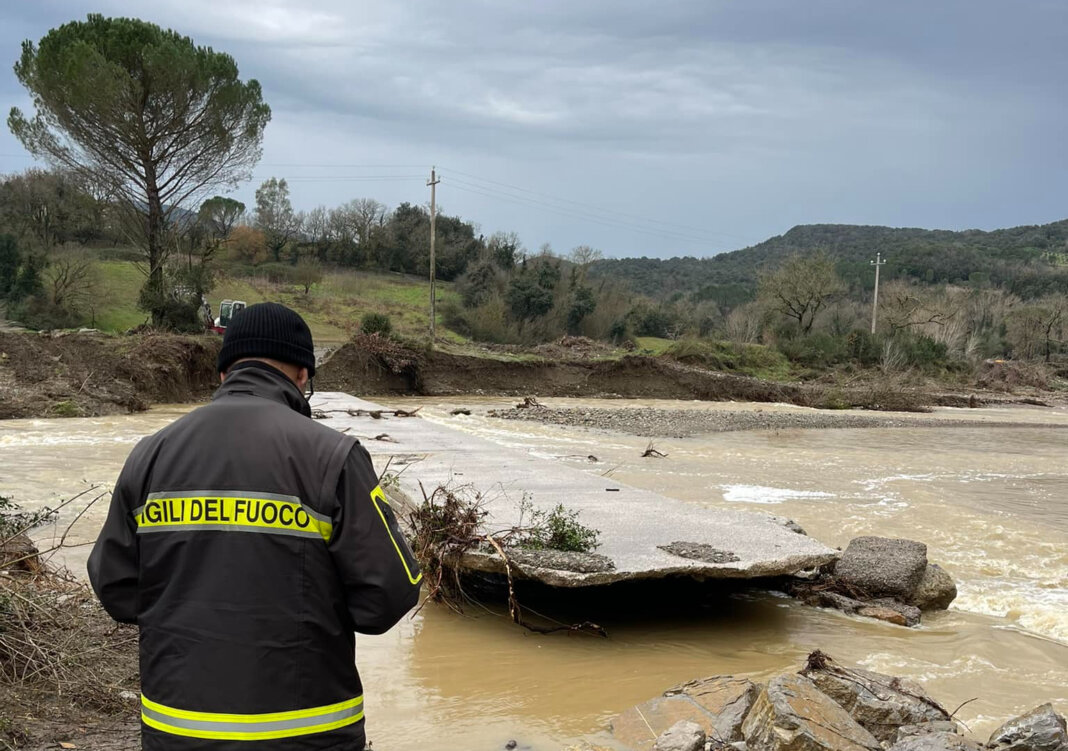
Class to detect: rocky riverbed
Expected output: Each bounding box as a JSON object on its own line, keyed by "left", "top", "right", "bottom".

{"left": 489, "top": 405, "right": 1063, "bottom": 438}
{"left": 599, "top": 651, "right": 1068, "bottom": 751}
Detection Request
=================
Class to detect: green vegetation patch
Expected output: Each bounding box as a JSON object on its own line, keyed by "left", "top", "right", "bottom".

{"left": 664, "top": 338, "right": 792, "bottom": 380}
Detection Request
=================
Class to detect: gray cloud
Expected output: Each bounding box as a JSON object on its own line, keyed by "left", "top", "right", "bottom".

{"left": 2, "top": 1, "right": 1066, "bottom": 256}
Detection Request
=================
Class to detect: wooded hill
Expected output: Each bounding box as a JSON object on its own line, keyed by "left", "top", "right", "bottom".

{"left": 588, "top": 219, "right": 1068, "bottom": 303}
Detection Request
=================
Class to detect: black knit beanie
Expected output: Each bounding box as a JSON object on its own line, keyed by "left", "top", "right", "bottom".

{"left": 217, "top": 303, "right": 316, "bottom": 377}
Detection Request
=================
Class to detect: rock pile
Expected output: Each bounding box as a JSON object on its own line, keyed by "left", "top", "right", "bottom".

{"left": 791, "top": 537, "right": 958, "bottom": 627}
{"left": 607, "top": 652, "right": 1068, "bottom": 751}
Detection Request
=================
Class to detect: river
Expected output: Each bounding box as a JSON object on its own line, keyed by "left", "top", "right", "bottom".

{"left": 1, "top": 397, "right": 1066, "bottom": 749}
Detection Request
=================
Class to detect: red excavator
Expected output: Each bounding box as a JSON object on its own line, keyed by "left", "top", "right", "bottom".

{"left": 207, "top": 299, "right": 246, "bottom": 335}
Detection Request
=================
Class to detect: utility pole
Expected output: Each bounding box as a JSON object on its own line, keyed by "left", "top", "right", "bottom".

{"left": 427, "top": 167, "right": 440, "bottom": 346}
{"left": 870, "top": 252, "right": 886, "bottom": 334}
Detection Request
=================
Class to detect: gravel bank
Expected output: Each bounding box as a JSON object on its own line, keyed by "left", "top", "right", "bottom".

{"left": 489, "top": 406, "right": 1059, "bottom": 438}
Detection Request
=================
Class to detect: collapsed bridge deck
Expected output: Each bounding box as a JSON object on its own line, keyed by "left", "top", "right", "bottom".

{"left": 312, "top": 394, "right": 836, "bottom": 587}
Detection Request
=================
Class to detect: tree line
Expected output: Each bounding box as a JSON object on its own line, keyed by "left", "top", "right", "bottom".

{"left": 2, "top": 14, "right": 1063, "bottom": 373}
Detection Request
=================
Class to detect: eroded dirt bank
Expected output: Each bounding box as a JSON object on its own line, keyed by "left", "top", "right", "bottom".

{"left": 0, "top": 331, "right": 220, "bottom": 419}
{"left": 0, "top": 330, "right": 1055, "bottom": 420}
{"left": 315, "top": 335, "right": 1046, "bottom": 412}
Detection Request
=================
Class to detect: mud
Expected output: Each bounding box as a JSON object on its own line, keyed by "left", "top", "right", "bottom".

{"left": 0, "top": 331, "right": 220, "bottom": 419}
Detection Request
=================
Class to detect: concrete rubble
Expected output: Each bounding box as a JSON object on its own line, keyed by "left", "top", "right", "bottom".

{"left": 311, "top": 393, "right": 837, "bottom": 587}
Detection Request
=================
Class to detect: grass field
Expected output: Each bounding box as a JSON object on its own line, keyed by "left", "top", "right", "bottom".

{"left": 90, "top": 258, "right": 461, "bottom": 345}
{"left": 633, "top": 336, "right": 674, "bottom": 355}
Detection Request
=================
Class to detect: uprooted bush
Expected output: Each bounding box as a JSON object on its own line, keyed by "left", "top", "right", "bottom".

{"left": 0, "top": 574, "right": 139, "bottom": 715}
{"left": 1, "top": 493, "right": 139, "bottom": 735}
{"left": 406, "top": 484, "right": 604, "bottom": 634}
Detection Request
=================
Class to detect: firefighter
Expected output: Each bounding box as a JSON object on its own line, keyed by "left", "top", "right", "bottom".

{"left": 88, "top": 302, "right": 421, "bottom": 750}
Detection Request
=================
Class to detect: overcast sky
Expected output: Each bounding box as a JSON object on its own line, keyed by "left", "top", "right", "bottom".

{"left": 2, "top": 1, "right": 1066, "bottom": 258}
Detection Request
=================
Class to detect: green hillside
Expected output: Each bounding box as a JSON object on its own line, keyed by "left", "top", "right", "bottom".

{"left": 589, "top": 219, "right": 1068, "bottom": 301}
{"left": 90, "top": 258, "right": 460, "bottom": 346}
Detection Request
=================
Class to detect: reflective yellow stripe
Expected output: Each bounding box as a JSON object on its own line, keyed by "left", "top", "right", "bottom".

{"left": 141, "top": 695, "right": 361, "bottom": 723}
{"left": 370, "top": 485, "right": 423, "bottom": 585}
{"left": 134, "top": 494, "right": 332, "bottom": 542}
{"left": 141, "top": 695, "right": 363, "bottom": 741}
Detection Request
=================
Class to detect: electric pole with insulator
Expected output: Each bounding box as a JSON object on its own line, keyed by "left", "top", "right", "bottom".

{"left": 427, "top": 167, "right": 440, "bottom": 346}
{"left": 870, "top": 252, "right": 886, "bottom": 334}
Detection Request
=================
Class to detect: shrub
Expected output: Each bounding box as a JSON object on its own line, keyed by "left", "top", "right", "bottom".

{"left": 446, "top": 295, "right": 519, "bottom": 344}
{"left": 777, "top": 333, "right": 850, "bottom": 368}
{"left": 664, "top": 338, "right": 791, "bottom": 379}
{"left": 517, "top": 499, "right": 600, "bottom": 553}
{"left": 629, "top": 303, "right": 678, "bottom": 338}
{"left": 360, "top": 312, "right": 392, "bottom": 336}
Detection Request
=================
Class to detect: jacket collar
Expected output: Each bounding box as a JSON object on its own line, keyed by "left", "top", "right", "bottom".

{"left": 213, "top": 361, "right": 312, "bottom": 418}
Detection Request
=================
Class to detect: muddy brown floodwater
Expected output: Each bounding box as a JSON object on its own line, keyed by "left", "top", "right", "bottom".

{"left": 1, "top": 397, "right": 1066, "bottom": 750}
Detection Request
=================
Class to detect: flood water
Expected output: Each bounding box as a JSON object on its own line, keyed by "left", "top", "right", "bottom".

{"left": 2, "top": 397, "right": 1066, "bottom": 749}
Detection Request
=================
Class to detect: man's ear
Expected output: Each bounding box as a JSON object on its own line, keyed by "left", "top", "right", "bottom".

{"left": 219, "top": 372, "right": 226, "bottom": 384}
{"left": 297, "top": 367, "right": 310, "bottom": 391}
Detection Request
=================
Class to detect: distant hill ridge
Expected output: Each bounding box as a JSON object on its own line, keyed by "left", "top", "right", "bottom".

{"left": 588, "top": 218, "right": 1068, "bottom": 302}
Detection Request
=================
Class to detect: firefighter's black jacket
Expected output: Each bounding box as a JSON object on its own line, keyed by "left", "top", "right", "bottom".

{"left": 88, "top": 362, "right": 422, "bottom": 750}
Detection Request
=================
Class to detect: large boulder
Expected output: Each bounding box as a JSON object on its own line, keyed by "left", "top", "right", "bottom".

{"left": 835, "top": 537, "right": 928, "bottom": 599}
{"left": 799, "top": 590, "right": 920, "bottom": 627}
{"left": 893, "top": 722, "right": 963, "bottom": 745}
{"left": 612, "top": 696, "right": 716, "bottom": 751}
{"left": 0, "top": 532, "right": 42, "bottom": 573}
{"left": 908, "top": 564, "right": 958, "bottom": 610}
{"left": 988, "top": 704, "right": 1068, "bottom": 751}
{"left": 655, "top": 721, "right": 706, "bottom": 751}
{"left": 666, "top": 676, "right": 761, "bottom": 742}
{"left": 801, "top": 653, "right": 950, "bottom": 743}
{"left": 889, "top": 731, "right": 983, "bottom": 751}
{"left": 741, "top": 674, "right": 881, "bottom": 751}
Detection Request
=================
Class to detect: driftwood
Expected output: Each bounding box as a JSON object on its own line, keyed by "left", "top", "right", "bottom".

{"left": 313, "top": 407, "right": 420, "bottom": 420}
{"left": 515, "top": 396, "right": 543, "bottom": 409}
{"left": 641, "top": 441, "right": 667, "bottom": 458}
{"left": 408, "top": 482, "right": 606, "bottom": 638}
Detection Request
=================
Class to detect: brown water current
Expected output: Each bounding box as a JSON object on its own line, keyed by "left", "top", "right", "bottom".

{"left": 1, "top": 397, "right": 1066, "bottom": 750}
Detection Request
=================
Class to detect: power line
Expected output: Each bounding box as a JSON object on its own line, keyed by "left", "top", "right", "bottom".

{"left": 439, "top": 165, "right": 751, "bottom": 244}
{"left": 446, "top": 179, "right": 719, "bottom": 247}
{"left": 254, "top": 175, "right": 426, "bottom": 182}
{"left": 444, "top": 175, "right": 720, "bottom": 245}
{"left": 257, "top": 162, "right": 427, "bottom": 169}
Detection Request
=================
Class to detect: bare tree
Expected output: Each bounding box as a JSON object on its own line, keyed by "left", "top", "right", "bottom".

{"left": 292, "top": 257, "right": 323, "bottom": 296}
{"left": 1005, "top": 297, "right": 1067, "bottom": 362}
{"left": 45, "top": 246, "right": 97, "bottom": 319}
{"left": 757, "top": 252, "right": 844, "bottom": 334}
{"left": 880, "top": 281, "right": 953, "bottom": 332}
{"left": 725, "top": 302, "right": 764, "bottom": 343}
{"left": 569, "top": 244, "right": 603, "bottom": 267}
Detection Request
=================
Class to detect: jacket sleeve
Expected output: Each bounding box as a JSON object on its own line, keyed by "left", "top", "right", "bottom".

{"left": 328, "top": 444, "right": 422, "bottom": 635}
{"left": 87, "top": 461, "right": 140, "bottom": 624}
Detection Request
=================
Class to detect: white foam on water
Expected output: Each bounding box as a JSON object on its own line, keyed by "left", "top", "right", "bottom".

{"left": 0, "top": 432, "right": 143, "bottom": 448}
{"left": 720, "top": 484, "right": 835, "bottom": 504}
{"left": 954, "top": 580, "right": 1068, "bottom": 644}
{"left": 857, "top": 651, "right": 1005, "bottom": 684}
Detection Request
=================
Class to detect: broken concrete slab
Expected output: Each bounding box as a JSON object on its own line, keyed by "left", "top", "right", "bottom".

{"left": 311, "top": 393, "right": 837, "bottom": 587}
